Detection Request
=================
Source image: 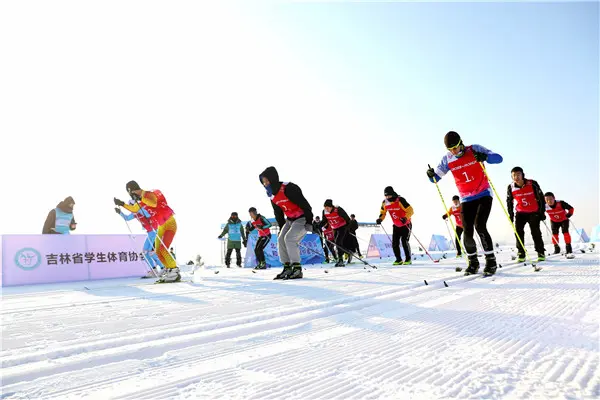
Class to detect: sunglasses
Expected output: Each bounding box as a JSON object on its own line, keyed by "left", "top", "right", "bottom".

{"left": 447, "top": 140, "right": 463, "bottom": 151}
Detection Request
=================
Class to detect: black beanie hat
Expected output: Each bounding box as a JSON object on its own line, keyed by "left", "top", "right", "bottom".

{"left": 231, "top": 212, "right": 238, "bottom": 217}
{"left": 511, "top": 166, "right": 524, "bottom": 176}
{"left": 452, "top": 195, "right": 460, "bottom": 201}
{"left": 324, "top": 199, "right": 334, "bottom": 208}
{"left": 248, "top": 207, "right": 257, "bottom": 213}
{"left": 126, "top": 180, "right": 141, "bottom": 193}
{"left": 384, "top": 186, "right": 397, "bottom": 196}
{"left": 444, "top": 131, "right": 462, "bottom": 149}
{"left": 544, "top": 192, "right": 555, "bottom": 198}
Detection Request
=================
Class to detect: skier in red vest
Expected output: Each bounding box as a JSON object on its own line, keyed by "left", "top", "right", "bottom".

{"left": 322, "top": 199, "right": 352, "bottom": 267}
{"left": 506, "top": 167, "right": 546, "bottom": 262}
{"left": 376, "top": 186, "right": 414, "bottom": 265}
{"left": 260, "top": 166, "right": 313, "bottom": 280}
{"left": 442, "top": 195, "right": 464, "bottom": 257}
{"left": 544, "top": 192, "right": 574, "bottom": 257}
{"left": 427, "top": 131, "right": 503, "bottom": 276}
{"left": 245, "top": 207, "right": 273, "bottom": 269}
{"left": 114, "top": 181, "right": 179, "bottom": 283}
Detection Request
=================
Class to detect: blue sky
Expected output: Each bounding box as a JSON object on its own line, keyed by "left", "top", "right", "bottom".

{"left": 2, "top": 1, "right": 597, "bottom": 263}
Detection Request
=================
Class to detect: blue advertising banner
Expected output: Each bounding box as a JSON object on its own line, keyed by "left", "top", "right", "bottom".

{"left": 244, "top": 233, "right": 325, "bottom": 267}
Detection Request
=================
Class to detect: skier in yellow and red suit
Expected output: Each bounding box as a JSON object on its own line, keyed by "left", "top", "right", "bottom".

{"left": 114, "top": 180, "right": 179, "bottom": 283}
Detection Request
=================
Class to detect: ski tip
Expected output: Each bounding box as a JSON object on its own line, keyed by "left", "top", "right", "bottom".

{"left": 499, "top": 264, "right": 503, "bottom": 268}
{"left": 424, "top": 279, "right": 428, "bottom": 286}
{"left": 214, "top": 271, "right": 220, "bottom": 274}
{"left": 443, "top": 281, "right": 448, "bottom": 287}
{"left": 324, "top": 270, "right": 329, "bottom": 273}
{"left": 252, "top": 270, "right": 256, "bottom": 273}
{"left": 83, "top": 286, "right": 90, "bottom": 290}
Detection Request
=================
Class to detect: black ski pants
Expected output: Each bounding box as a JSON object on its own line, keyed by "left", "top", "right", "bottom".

{"left": 392, "top": 223, "right": 412, "bottom": 262}
{"left": 461, "top": 196, "right": 494, "bottom": 256}
{"left": 515, "top": 212, "right": 546, "bottom": 256}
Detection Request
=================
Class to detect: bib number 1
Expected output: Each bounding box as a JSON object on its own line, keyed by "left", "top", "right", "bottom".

{"left": 462, "top": 172, "right": 473, "bottom": 183}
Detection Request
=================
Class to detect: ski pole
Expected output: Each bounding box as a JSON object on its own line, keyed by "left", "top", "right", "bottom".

{"left": 410, "top": 231, "right": 439, "bottom": 263}
{"left": 322, "top": 236, "right": 378, "bottom": 269}
{"left": 429, "top": 165, "right": 467, "bottom": 262}
{"left": 478, "top": 162, "right": 536, "bottom": 267}
{"left": 349, "top": 232, "right": 370, "bottom": 244}
{"left": 118, "top": 212, "right": 159, "bottom": 278}
{"left": 569, "top": 220, "right": 585, "bottom": 244}
{"left": 542, "top": 220, "right": 556, "bottom": 246}
{"left": 444, "top": 220, "right": 457, "bottom": 251}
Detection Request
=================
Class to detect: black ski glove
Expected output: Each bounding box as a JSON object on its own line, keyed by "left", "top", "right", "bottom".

{"left": 442, "top": 214, "right": 448, "bottom": 220}
{"left": 243, "top": 240, "right": 247, "bottom": 247}
{"left": 376, "top": 218, "right": 382, "bottom": 225}
{"left": 114, "top": 207, "right": 121, "bottom": 214}
{"left": 400, "top": 217, "right": 407, "bottom": 224}
{"left": 567, "top": 213, "right": 572, "bottom": 219}
{"left": 539, "top": 213, "right": 546, "bottom": 221}
{"left": 474, "top": 152, "right": 488, "bottom": 162}
{"left": 426, "top": 167, "right": 436, "bottom": 179}
{"left": 114, "top": 197, "right": 125, "bottom": 207}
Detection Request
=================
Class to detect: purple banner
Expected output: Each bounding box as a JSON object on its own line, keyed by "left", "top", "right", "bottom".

{"left": 1, "top": 234, "right": 151, "bottom": 287}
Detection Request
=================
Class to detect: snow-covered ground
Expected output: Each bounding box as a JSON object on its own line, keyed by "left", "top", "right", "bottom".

{"left": 1, "top": 246, "right": 599, "bottom": 399}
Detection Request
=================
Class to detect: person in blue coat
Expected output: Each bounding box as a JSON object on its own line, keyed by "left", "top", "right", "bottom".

{"left": 43, "top": 196, "right": 77, "bottom": 234}
{"left": 115, "top": 201, "right": 164, "bottom": 272}
{"left": 218, "top": 212, "right": 247, "bottom": 267}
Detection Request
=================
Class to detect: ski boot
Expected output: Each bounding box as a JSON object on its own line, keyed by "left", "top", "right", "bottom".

{"left": 456, "top": 254, "right": 462, "bottom": 259}
{"left": 286, "top": 263, "right": 303, "bottom": 279}
{"left": 334, "top": 259, "right": 345, "bottom": 267}
{"left": 553, "top": 245, "right": 561, "bottom": 255}
{"left": 517, "top": 254, "right": 526, "bottom": 263}
{"left": 274, "top": 263, "right": 293, "bottom": 280}
{"left": 323, "top": 259, "right": 330, "bottom": 264}
{"left": 393, "top": 260, "right": 402, "bottom": 266}
{"left": 254, "top": 261, "right": 267, "bottom": 270}
{"left": 156, "top": 267, "right": 181, "bottom": 283}
{"left": 464, "top": 255, "right": 480, "bottom": 276}
{"left": 347, "top": 254, "right": 353, "bottom": 264}
{"left": 565, "top": 244, "right": 575, "bottom": 259}
{"left": 403, "top": 260, "right": 412, "bottom": 265}
{"left": 537, "top": 253, "right": 546, "bottom": 262}
{"left": 483, "top": 254, "right": 497, "bottom": 277}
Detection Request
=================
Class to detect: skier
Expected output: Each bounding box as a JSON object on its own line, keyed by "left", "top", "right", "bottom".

{"left": 115, "top": 200, "right": 164, "bottom": 276}
{"left": 114, "top": 181, "right": 179, "bottom": 283}
{"left": 322, "top": 199, "right": 352, "bottom": 267}
{"left": 348, "top": 214, "right": 362, "bottom": 258}
{"left": 259, "top": 166, "right": 313, "bottom": 280}
{"left": 245, "top": 207, "right": 272, "bottom": 269}
{"left": 506, "top": 166, "right": 546, "bottom": 262}
{"left": 218, "top": 212, "right": 247, "bottom": 267}
{"left": 544, "top": 192, "right": 575, "bottom": 257}
{"left": 43, "top": 196, "right": 77, "bottom": 234}
{"left": 426, "top": 131, "right": 503, "bottom": 276}
{"left": 442, "top": 195, "right": 464, "bottom": 258}
{"left": 376, "top": 186, "right": 413, "bottom": 265}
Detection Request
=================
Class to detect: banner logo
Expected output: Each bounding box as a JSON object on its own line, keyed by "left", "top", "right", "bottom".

{"left": 15, "top": 247, "right": 42, "bottom": 271}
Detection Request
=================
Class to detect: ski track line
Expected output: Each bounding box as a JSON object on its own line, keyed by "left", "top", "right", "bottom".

{"left": 2, "top": 274, "right": 460, "bottom": 388}
{"left": 104, "top": 280, "right": 491, "bottom": 399}
{"left": 118, "top": 267, "right": 545, "bottom": 400}
{"left": 1, "top": 277, "right": 430, "bottom": 362}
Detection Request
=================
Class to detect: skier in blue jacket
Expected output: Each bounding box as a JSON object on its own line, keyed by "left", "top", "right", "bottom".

{"left": 218, "top": 212, "right": 247, "bottom": 267}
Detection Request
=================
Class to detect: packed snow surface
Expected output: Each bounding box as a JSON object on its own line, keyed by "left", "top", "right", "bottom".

{"left": 1, "top": 247, "right": 598, "bottom": 399}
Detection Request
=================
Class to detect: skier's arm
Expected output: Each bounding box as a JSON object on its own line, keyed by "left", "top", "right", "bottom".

{"left": 271, "top": 202, "right": 286, "bottom": 228}
{"left": 241, "top": 224, "right": 247, "bottom": 241}
{"left": 471, "top": 144, "right": 503, "bottom": 164}
{"left": 219, "top": 224, "right": 229, "bottom": 238}
{"left": 285, "top": 183, "right": 313, "bottom": 224}
{"left": 442, "top": 208, "right": 452, "bottom": 220}
{"left": 399, "top": 197, "right": 414, "bottom": 220}
{"left": 261, "top": 216, "right": 272, "bottom": 229}
{"left": 246, "top": 222, "right": 255, "bottom": 233}
{"left": 120, "top": 211, "right": 136, "bottom": 221}
{"left": 378, "top": 201, "right": 387, "bottom": 221}
{"left": 337, "top": 206, "right": 351, "bottom": 224}
{"left": 429, "top": 156, "right": 450, "bottom": 183}
{"left": 531, "top": 180, "right": 546, "bottom": 215}
{"left": 506, "top": 185, "right": 515, "bottom": 220}
{"left": 561, "top": 201, "right": 574, "bottom": 217}
{"left": 70, "top": 217, "right": 76, "bottom": 231}
{"left": 42, "top": 209, "right": 56, "bottom": 234}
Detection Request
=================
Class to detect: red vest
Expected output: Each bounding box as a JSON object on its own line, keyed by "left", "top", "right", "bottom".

{"left": 324, "top": 207, "right": 347, "bottom": 229}
{"left": 323, "top": 225, "right": 334, "bottom": 241}
{"left": 511, "top": 181, "right": 538, "bottom": 213}
{"left": 546, "top": 201, "right": 568, "bottom": 222}
{"left": 135, "top": 203, "right": 159, "bottom": 232}
{"left": 252, "top": 217, "right": 271, "bottom": 237}
{"left": 447, "top": 146, "right": 490, "bottom": 199}
{"left": 270, "top": 183, "right": 304, "bottom": 219}
{"left": 449, "top": 205, "right": 463, "bottom": 228}
{"left": 142, "top": 190, "right": 174, "bottom": 225}
{"left": 384, "top": 198, "right": 410, "bottom": 227}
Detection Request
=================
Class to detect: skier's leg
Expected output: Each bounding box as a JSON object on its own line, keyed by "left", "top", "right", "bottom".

{"left": 400, "top": 224, "right": 411, "bottom": 262}
{"left": 277, "top": 220, "right": 292, "bottom": 265}
{"left": 155, "top": 216, "right": 177, "bottom": 269}
{"left": 474, "top": 196, "right": 494, "bottom": 254}
{"left": 235, "top": 247, "right": 242, "bottom": 266}
{"left": 529, "top": 213, "right": 545, "bottom": 256}
{"left": 455, "top": 226, "right": 464, "bottom": 256}
{"left": 392, "top": 225, "right": 402, "bottom": 262}
{"left": 225, "top": 248, "right": 233, "bottom": 266}
{"left": 514, "top": 213, "right": 527, "bottom": 258}
{"left": 460, "top": 199, "right": 479, "bottom": 256}
{"left": 284, "top": 218, "right": 307, "bottom": 264}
